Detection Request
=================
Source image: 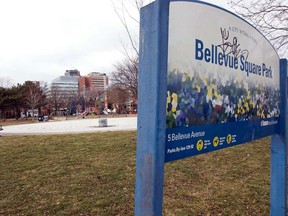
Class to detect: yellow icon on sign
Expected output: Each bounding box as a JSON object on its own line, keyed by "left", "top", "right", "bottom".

{"left": 213, "top": 136, "right": 219, "bottom": 147}
{"left": 196, "top": 140, "right": 204, "bottom": 151}
{"left": 226, "top": 134, "right": 232, "bottom": 144}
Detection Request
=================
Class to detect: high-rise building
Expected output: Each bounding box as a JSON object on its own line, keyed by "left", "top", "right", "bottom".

{"left": 50, "top": 76, "right": 79, "bottom": 94}
{"left": 87, "top": 72, "right": 108, "bottom": 90}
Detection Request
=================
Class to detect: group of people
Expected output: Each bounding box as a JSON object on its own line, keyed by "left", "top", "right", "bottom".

{"left": 166, "top": 69, "right": 280, "bottom": 128}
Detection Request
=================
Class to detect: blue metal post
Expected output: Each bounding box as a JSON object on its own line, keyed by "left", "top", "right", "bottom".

{"left": 135, "top": 0, "right": 169, "bottom": 215}
{"left": 271, "top": 58, "right": 288, "bottom": 215}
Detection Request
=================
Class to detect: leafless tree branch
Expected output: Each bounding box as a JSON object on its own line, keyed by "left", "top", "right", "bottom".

{"left": 229, "top": 0, "right": 288, "bottom": 57}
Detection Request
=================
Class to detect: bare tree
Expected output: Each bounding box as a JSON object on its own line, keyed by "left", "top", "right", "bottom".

{"left": 112, "top": 57, "right": 138, "bottom": 102}
{"left": 23, "top": 81, "right": 46, "bottom": 121}
{"left": 229, "top": 0, "right": 288, "bottom": 57}
{"left": 82, "top": 87, "right": 101, "bottom": 110}
{"left": 110, "top": 0, "right": 153, "bottom": 107}
{"left": 49, "top": 88, "right": 68, "bottom": 116}
{"left": 107, "top": 84, "right": 131, "bottom": 114}
{"left": 111, "top": 0, "right": 147, "bottom": 58}
{"left": 48, "top": 85, "right": 63, "bottom": 116}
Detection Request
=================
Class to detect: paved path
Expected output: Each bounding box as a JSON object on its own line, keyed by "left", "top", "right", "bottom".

{"left": 0, "top": 117, "right": 137, "bottom": 136}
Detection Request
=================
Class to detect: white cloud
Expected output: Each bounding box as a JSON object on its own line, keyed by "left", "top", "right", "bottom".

{"left": 0, "top": 0, "right": 133, "bottom": 84}
{"left": 0, "top": 0, "right": 228, "bottom": 85}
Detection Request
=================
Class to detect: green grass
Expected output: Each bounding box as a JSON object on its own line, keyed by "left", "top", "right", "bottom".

{"left": 0, "top": 132, "right": 270, "bottom": 215}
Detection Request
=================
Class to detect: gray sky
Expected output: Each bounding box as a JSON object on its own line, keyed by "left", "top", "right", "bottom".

{"left": 0, "top": 0, "right": 229, "bottom": 85}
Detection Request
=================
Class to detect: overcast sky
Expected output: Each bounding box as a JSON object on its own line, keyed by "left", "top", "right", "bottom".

{"left": 0, "top": 0, "right": 229, "bottom": 85}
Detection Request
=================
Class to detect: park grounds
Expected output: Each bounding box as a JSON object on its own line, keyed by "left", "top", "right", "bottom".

{"left": 0, "top": 114, "right": 270, "bottom": 215}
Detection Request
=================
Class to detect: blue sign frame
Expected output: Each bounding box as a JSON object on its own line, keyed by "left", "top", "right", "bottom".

{"left": 270, "top": 59, "right": 287, "bottom": 215}
{"left": 135, "top": 0, "right": 287, "bottom": 215}
{"left": 135, "top": 1, "right": 168, "bottom": 215}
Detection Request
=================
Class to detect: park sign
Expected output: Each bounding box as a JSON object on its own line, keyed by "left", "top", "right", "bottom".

{"left": 165, "top": 1, "right": 280, "bottom": 162}
{"left": 135, "top": 1, "right": 286, "bottom": 215}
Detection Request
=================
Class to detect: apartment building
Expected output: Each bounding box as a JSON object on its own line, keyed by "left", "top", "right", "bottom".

{"left": 87, "top": 72, "right": 108, "bottom": 90}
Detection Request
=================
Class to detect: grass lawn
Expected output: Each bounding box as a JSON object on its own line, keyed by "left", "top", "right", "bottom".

{"left": 0, "top": 132, "right": 270, "bottom": 215}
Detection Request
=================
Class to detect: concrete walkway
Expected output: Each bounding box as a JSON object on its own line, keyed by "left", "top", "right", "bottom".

{"left": 0, "top": 117, "right": 137, "bottom": 136}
